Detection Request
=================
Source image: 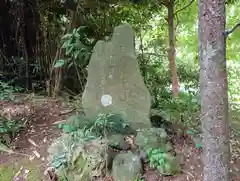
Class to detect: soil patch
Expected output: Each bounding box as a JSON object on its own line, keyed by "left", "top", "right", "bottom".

{"left": 0, "top": 95, "right": 72, "bottom": 172}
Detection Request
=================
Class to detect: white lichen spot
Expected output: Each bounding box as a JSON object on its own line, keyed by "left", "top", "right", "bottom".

{"left": 101, "top": 94, "right": 112, "bottom": 107}
{"left": 203, "top": 41, "right": 217, "bottom": 61}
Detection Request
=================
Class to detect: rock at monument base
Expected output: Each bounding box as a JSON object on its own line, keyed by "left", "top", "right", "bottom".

{"left": 107, "top": 134, "right": 130, "bottom": 150}
{"left": 48, "top": 135, "right": 107, "bottom": 181}
{"left": 111, "top": 151, "right": 142, "bottom": 181}
{"left": 135, "top": 128, "right": 172, "bottom": 152}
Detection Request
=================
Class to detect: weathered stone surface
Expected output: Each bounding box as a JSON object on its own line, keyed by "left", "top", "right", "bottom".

{"left": 82, "top": 24, "right": 151, "bottom": 129}
{"left": 111, "top": 151, "right": 142, "bottom": 181}
{"left": 135, "top": 128, "right": 172, "bottom": 152}
{"left": 47, "top": 135, "right": 107, "bottom": 181}
{"left": 107, "top": 134, "right": 130, "bottom": 150}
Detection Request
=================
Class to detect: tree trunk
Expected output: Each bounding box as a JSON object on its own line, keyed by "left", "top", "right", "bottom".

{"left": 167, "top": 0, "right": 180, "bottom": 97}
{"left": 198, "top": 1, "right": 230, "bottom": 181}
{"left": 0, "top": 0, "right": 18, "bottom": 67}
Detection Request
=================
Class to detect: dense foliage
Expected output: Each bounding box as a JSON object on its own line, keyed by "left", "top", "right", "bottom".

{"left": 0, "top": 0, "right": 239, "bottom": 102}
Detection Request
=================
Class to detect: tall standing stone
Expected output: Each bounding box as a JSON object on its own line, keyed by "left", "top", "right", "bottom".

{"left": 82, "top": 24, "right": 151, "bottom": 129}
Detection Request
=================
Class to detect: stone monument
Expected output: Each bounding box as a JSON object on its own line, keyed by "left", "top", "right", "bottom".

{"left": 82, "top": 24, "right": 151, "bottom": 129}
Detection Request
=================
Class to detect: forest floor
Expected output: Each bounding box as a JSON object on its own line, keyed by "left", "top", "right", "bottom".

{"left": 0, "top": 93, "right": 240, "bottom": 181}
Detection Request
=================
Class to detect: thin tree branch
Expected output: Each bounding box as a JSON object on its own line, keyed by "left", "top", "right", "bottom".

{"left": 143, "top": 52, "right": 166, "bottom": 57}
{"left": 174, "top": 0, "right": 195, "bottom": 15}
{"left": 175, "top": 12, "right": 180, "bottom": 28}
{"left": 224, "top": 22, "right": 240, "bottom": 37}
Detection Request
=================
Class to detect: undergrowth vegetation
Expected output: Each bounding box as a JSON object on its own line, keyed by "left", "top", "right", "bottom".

{"left": 48, "top": 113, "right": 134, "bottom": 180}
{"left": 0, "top": 80, "right": 25, "bottom": 147}
{"left": 0, "top": 80, "right": 23, "bottom": 101}
{"left": 0, "top": 116, "right": 22, "bottom": 146}
{"left": 48, "top": 112, "right": 183, "bottom": 180}
{"left": 147, "top": 148, "right": 179, "bottom": 175}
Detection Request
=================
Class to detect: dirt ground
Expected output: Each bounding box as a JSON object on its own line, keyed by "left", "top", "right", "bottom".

{"left": 0, "top": 94, "right": 239, "bottom": 181}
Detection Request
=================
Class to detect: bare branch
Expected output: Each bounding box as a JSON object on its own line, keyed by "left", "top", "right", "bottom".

{"left": 224, "top": 22, "right": 240, "bottom": 37}
{"left": 174, "top": 0, "right": 195, "bottom": 15}
{"left": 143, "top": 52, "right": 166, "bottom": 57}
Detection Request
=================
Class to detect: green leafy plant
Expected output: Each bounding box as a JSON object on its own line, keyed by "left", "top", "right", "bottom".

{"left": 58, "top": 113, "right": 134, "bottom": 138}
{"left": 54, "top": 26, "right": 91, "bottom": 69}
{"left": 53, "top": 26, "right": 92, "bottom": 90}
{"left": 0, "top": 81, "right": 15, "bottom": 100}
{"left": 0, "top": 79, "right": 25, "bottom": 100}
{"left": 153, "top": 90, "right": 201, "bottom": 132}
{"left": 0, "top": 116, "right": 23, "bottom": 146}
{"left": 147, "top": 148, "right": 180, "bottom": 176}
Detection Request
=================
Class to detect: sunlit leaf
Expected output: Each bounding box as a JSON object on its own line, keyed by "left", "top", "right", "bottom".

{"left": 54, "top": 59, "right": 66, "bottom": 68}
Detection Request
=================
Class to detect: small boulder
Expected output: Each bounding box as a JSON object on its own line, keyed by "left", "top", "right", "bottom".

{"left": 111, "top": 151, "right": 142, "bottom": 181}
{"left": 135, "top": 128, "right": 171, "bottom": 152}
